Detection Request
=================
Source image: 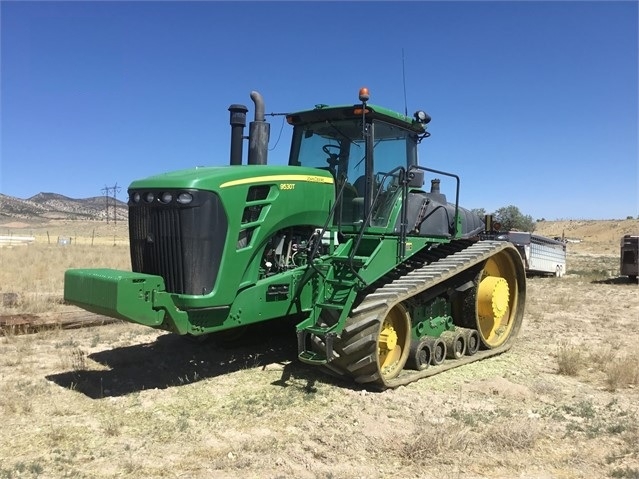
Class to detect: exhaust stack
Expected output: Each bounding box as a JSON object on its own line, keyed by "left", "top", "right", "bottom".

{"left": 247, "top": 91, "right": 270, "bottom": 166}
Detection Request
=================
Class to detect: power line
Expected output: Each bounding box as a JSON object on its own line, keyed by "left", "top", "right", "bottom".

{"left": 101, "top": 183, "right": 121, "bottom": 224}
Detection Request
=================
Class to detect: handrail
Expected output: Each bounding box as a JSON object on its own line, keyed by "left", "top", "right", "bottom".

{"left": 351, "top": 166, "right": 407, "bottom": 264}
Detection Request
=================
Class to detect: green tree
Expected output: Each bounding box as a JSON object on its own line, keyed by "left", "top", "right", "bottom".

{"left": 471, "top": 208, "right": 487, "bottom": 218}
{"left": 493, "top": 205, "right": 536, "bottom": 232}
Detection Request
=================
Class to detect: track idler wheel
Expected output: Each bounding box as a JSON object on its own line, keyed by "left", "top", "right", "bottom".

{"left": 315, "top": 302, "right": 413, "bottom": 387}
{"left": 454, "top": 245, "right": 526, "bottom": 350}
{"left": 376, "top": 304, "right": 412, "bottom": 380}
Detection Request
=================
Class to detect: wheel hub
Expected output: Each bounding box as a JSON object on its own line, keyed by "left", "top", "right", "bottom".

{"left": 379, "top": 325, "right": 398, "bottom": 351}
{"left": 478, "top": 276, "right": 509, "bottom": 320}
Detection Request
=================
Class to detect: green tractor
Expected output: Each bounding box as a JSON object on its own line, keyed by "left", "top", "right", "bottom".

{"left": 64, "top": 88, "right": 526, "bottom": 389}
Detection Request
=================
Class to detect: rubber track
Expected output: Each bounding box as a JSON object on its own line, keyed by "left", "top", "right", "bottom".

{"left": 322, "top": 240, "right": 520, "bottom": 390}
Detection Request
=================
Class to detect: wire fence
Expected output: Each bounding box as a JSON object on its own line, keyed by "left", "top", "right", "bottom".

{"left": 1, "top": 227, "right": 129, "bottom": 247}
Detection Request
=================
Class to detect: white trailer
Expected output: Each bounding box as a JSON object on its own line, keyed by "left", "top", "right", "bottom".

{"left": 491, "top": 232, "right": 567, "bottom": 277}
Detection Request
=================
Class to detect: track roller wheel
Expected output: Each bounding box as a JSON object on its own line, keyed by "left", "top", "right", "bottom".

{"left": 455, "top": 246, "right": 526, "bottom": 350}
{"left": 407, "top": 339, "right": 432, "bottom": 371}
{"left": 458, "top": 328, "right": 480, "bottom": 356}
{"left": 425, "top": 337, "right": 446, "bottom": 366}
{"left": 441, "top": 330, "right": 466, "bottom": 359}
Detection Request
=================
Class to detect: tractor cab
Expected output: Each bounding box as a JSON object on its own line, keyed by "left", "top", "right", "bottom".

{"left": 286, "top": 88, "right": 431, "bottom": 232}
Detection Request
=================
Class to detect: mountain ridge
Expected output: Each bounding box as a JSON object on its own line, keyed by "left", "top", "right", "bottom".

{"left": 0, "top": 192, "right": 128, "bottom": 222}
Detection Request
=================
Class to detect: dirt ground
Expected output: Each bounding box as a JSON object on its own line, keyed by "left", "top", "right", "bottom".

{"left": 0, "top": 220, "right": 638, "bottom": 479}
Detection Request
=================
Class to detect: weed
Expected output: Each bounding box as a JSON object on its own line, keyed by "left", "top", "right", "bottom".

{"left": 102, "top": 418, "right": 122, "bottom": 437}
{"left": 589, "top": 344, "right": 619, "bottom": 367}
{"left": 176, "top": 414, "right": 190, "bottom": 432}
{"left": 0, "top": 461, "right": 45, "bottom": 479}
{"left": 610, "top": 466, "right": 639, "bottom": 478}
{"left": 620, "top": 416, "right": 639, "bottom": 451}
{"left": 27, "top": 462, "right": 43, "bottom": 475}
{"left": 47, "top": 426, "right": 69, "bottom": 443}
{"left": 55, "top": 338, "right": 79, "bottom": 349}
{"left": 0, "top": 386, "right": 33, "bottom": 415}
{"left": 485, "top": 420, "right": 539, "bottom": 450}
{"left": 562, "top": 400, "right": 596, "bottom": 419}
{"left": 400, "top": 421, "right": 473, "bottom": 462}
{"left": 530, "top": 379, "right": 560, "bottom": 396}
{"left": 449, "top": 408, "right": 479, "bottom": 427}
{"left": 556, "top": 341, "right": 584, "bottom": 376}
{"left": 122, "top": 460, "right": 139, "bottom": 475}
{"left": 70, "top": 348, "right": 87, "bottom": 371}
{"left": 448, "top": 407, "right": 510, "bottom": 427}
{"left": 605, "top": 353, "right": 639, "bottom": 391}
{"left": 1, "top": 326, "right": 16, "bottom": 344}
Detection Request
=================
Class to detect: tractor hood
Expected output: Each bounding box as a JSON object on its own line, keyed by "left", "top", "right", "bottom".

{"left": 128, "top": 164, "right": 334, "bottom": 194}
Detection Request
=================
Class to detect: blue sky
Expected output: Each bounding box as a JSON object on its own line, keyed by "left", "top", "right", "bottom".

{"left": 1, "top": 1, "right": 637, "bottom": 220}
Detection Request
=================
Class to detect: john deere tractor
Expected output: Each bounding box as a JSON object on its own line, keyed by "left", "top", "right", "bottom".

{"left": 64, "top": 88, "right": 526, "bottom": 389}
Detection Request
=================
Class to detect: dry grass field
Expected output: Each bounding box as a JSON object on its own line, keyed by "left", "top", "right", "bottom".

{"left": 0, "top": 220, "right": 129, "bottom": 316}
{"left": 0, "top": 219, "right": 637, "bottom": 479}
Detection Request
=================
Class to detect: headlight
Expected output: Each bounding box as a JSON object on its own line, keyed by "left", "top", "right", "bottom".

{"left": 160, "top": 192, "right": 173, "bottom": 204}
{"left": 177, "top": 192, "right": 193, "bottom": 205}
{"left": 144, "top": 192, "right": 155, "bottom": 203}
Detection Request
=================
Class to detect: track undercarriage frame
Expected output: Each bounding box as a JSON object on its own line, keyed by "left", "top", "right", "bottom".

{"left": 298, "top": 240, "right": 526, "bottom": 390}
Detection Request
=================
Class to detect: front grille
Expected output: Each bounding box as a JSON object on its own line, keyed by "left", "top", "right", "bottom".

{"left": 128, "top": 190, "right": 227, "bottom": 295}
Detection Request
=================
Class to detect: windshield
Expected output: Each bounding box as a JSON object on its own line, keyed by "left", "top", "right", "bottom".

{"left": 289, "top": 118, "right": 418, "bottom": 227}
{"left": 289, "top": 120, "right": 365, "bottom": 184}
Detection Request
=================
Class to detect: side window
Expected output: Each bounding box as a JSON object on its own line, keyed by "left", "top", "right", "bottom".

{"left": 369, "top": 121, "right": 413, "bottom": 227}
{"left": 372, "top": 121, "right": 411, "bottom": 176}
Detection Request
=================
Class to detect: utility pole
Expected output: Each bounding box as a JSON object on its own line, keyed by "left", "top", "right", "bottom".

{"left": 101, "top": 184, "right": 121, "bottom": 224}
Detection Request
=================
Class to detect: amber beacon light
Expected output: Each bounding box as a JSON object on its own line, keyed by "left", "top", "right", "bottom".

{"left": 358, "top": 87, "right": 370, "bottom": 102}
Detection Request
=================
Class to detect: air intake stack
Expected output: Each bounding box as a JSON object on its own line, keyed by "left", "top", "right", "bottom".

{"left": 228, "top": 104, "right": 248, "bottom": 166}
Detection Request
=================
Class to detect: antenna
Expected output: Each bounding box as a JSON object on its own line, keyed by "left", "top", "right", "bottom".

{"left": 402, "top": 48, "right": 408, "bottom": 117}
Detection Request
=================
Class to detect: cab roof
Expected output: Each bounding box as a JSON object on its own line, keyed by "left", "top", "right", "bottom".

{"left": 286, "top": 104, "right": 426, "bottom": 135}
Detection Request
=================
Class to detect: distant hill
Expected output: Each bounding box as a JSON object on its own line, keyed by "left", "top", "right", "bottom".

{"left": 535, "top": 218, "right": 638, "bottom": 254}
{"left": 0, "top": 192, "right": 127, "bottom": 222}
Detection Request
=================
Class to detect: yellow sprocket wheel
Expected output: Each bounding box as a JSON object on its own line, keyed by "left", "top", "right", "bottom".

{"left": 454, "top": 245, "right": 526, "bottom": 350}
{"left": 476, "top": 248, "right": 525, "bottom": 348}
{"left": 376, "top": 303, "right": 412, "bottom": 380}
